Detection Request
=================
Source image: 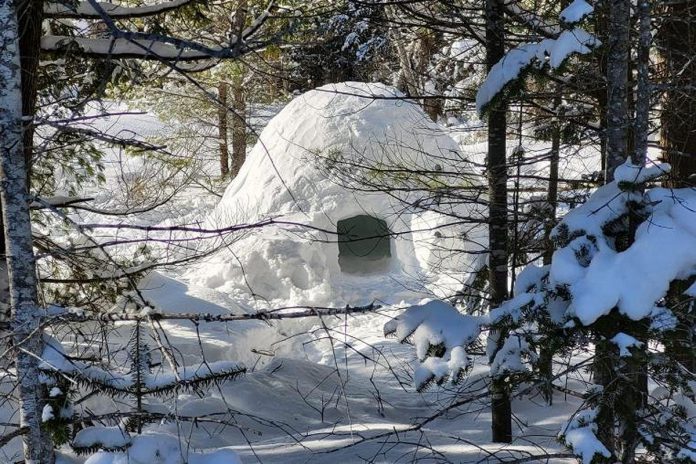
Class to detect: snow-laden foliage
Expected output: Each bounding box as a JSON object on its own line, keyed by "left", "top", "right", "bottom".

{"left": 559, "top": 408, "right": 612, "bottom": 464}
{"left": 38, "top": 323, "right": 245, "bottom": 460}
{"left": 642, "top": 383, "right": 696, "bottom": 462}
{"left": 40, "top": 334, "right": 245, "bottom": 396}
{"left": 84, "top": 432, "right": 242, "bottom": 464}
{"left": 385, "top": 156, "right": 695, "bottom": 460}
{"left": 73, "top": 426, "right": 131, "bottom": 454}
{"left": 560, "top": 0, "right": 594, "bottom": 24}
{"left": 489, "top": 158, "right": 696, "bottom": 461}
{"left": 476, "top": 4, "right": 599, "bottom": 113}
{"left": 384, "top": 300, "right": 484, "bottom": 390}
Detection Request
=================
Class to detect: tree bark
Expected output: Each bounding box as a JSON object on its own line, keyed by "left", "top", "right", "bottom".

{"left": 218, "top": 81, "right": 229, "bottom": 177}
{"left": 0, "top": 3, "right": 53, "bottom": 462}
{"left": 17, "top": 0, "right": 44, "bottom": 175}
{"left": 230, "top": 74, "right": 246, "bottom": 177}
{"left": 605, "top": 0, "right": 631, "bottom": 181}
{"left": 486, "top": 0, "right": 511, "bottom": 444}
{"left": 658, "top": 0, "right": 696, "bottom": 186}
{"left": 538, "top": 88, "right": 562, "bottom": 406}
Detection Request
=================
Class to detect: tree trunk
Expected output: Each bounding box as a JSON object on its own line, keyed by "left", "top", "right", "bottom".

{"left": 595, "top": 1, "right": 631, "bottom": 457}
{"left": 631, "top": 0, "right": 651, "bottom": 413}
{"left": 230, "top": 74, "right": 246, "bottom": 177}
{"left": 17, "top": 0, "right": 44, "bottom": 176}
{"left": 657, "top": 0, "right": 696, "bottom": 392}
{"left": 486, "top": 0, "right": 511, "bottom": 444}
{"left": 538, "top": 89, "right": 562, "bottom": 406}
{"left": 0, "top": 3, "right": 53, "bottom": 462}
{"left": 659, "top": 0, "right": 696, "bottom": 186}
{"left": 605, "top": 0, "right": 631, "bottom": 181}
{"left": 218, "top": 81, "right": 230, "bottom": 177}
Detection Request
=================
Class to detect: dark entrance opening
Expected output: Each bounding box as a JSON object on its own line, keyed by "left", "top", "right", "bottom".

{"left": 337, "top": 215, "right": 392, "bottom": 274}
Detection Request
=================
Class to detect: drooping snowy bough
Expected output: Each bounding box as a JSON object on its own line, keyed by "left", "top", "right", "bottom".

{"left": 476, "top": 0, "right": 600, "bottom": 114}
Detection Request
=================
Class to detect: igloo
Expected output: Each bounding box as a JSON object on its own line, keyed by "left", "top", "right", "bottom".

{"left": 190, "top": 82, "right": 487, "bottom": 306}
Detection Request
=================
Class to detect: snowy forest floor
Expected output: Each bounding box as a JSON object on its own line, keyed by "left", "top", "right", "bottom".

{"left": 23, "top": 102, "right": 606, "bottom": 464}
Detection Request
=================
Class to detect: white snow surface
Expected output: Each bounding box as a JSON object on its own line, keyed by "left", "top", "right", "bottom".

{"left": 560, "top": 0, "right": 594, "bottom": 24}
{"left": 73, "top": 426, "right": 130, "bottom": 449}
{"left": 556, "top": 185, "right": 696, "bottom": 325}
{"left": 610, "top": 332, "right": 643, "bottom": 357}
{"left": 190, "top": 82, "right": 487, "bottom": 307}
{"left": 84, "top": 433, "right": 241, "bottom": 464}
{"left": 614, "top": 159, "right": 671, "bottom": 185}
{"left": 560, "top": 409, "right": 611, "bottom": 464}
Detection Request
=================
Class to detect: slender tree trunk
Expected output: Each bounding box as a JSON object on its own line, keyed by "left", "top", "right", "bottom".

{"left": 630, "top": 0, "right": 651, "bottom": 414}
{"left": 0, "top": 214, "right": 8, "bottom": 323}
{"left": 595, "top": 1, "right": 631, "bottom": 457}
{"left": 605, "top": 0, "right": 631, "bottom": 181}
{"left": 538, "top": 89, "right": 562, "bottom": 406}
{"left": 657, "top": 0, "right": 696, "bottom": 378}
{"left": 218, "top": 81, "right": 230, "bottom": 177}
{"left": 17, "top": 0, "right": 44, "bottom": 175}
{"left": 229, "top": 0, "right": 247, "bottom": 178}
{"left": 485, "top": 0, "right": 511, "bottom": 444}
{"left": 230, "top": 74, "right": 246, "bottom": 177}
{"left": 659, "top": 0, "right": 696, "bottom": 186}
{"left": 0, "top": 3, "right": 53, "bottom": 462}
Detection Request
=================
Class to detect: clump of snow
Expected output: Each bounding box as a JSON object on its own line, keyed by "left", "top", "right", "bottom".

{"left": 190, "top": 82, "right": 485, "bottom": 307}
{"left": 649, "top": 306, "right": 678, "bottom": 332}
{"left": 489, "top": 292, "right": 536, "bottom": 324}
{"left": 560, "top": 408, "right": 611, "bottom": 464}
{"left": 560, "top": 0, "right": 594, "bottom": 24}
{"left": 73, "top": 426, "right": 131, "bottom": 450}
{"left": 559, "top": 185, "right": 696, "bottom": 325}
{"left": 610, "top": 332, "right": 643, "bottom": 357}
{"left": 489, "top": 333, "right": 535, "bottom": 376}
{"left": 414, "top": 346, "right": 469, "bottom": 388}
{"left": 42, "top": 404, "right": 55, "bottom": 422}
{"left": 614, "top": 160, "right": 671, "bottom": 185}
{"left": 384, "top": 300, "right": 482, "bottom": 361}
{"left": 384, "top": 300, "right": 484, "bottom": 389}
{"left": 513, "top": 264, "right": 549, "bottom": 296}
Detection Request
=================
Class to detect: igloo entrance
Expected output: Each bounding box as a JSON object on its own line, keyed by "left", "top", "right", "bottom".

{"left": 337, "top": 215, "right": 392, "bottom": 274}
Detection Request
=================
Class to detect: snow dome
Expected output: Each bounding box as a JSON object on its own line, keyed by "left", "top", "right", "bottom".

{"left": 189, "top": 82, "right": 487, "bottom": 306}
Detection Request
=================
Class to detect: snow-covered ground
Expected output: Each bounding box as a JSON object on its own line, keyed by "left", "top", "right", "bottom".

{"left": 7, "top": 84, "right": 614, "bottom": 464}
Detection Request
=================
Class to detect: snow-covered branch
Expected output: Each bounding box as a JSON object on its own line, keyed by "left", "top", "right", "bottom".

{"left": 44, "top": 0, "right": 195, "bottom": 19}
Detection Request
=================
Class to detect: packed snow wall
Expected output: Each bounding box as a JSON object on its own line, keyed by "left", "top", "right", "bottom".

{"left": 189, "top": 82, "right": 487, "bottom": 306}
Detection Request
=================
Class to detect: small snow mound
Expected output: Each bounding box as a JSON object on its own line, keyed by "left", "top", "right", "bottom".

{"left": 74, "top": 426, "right": 130, "bottom": 450}
{"left": 84, "top": 432, "right": 241, "bottom": 464}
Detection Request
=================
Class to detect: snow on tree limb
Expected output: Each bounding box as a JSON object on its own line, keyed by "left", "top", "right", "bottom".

{"left": 41, "top": 35, "right": 240, "bottom": 61}
{"left": 384, "top": 300, "right": 484, "bottom": 390}
{"left": 559, "top": 408, "right": 612, "bottom": 464}
{"left": 476, "top": 28, "right": 599, "bottom": 113}
{"left": 44, "top": 0, "right": 196, "bottom": 19}
{"left": 560, "top": 0, "right": 594, "bottom": 25}
{"left": 544, "top": 159, "right": 696, "bottom": 326}
{"left": 42, "top": 0, "right": 277, "bottom": 61}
